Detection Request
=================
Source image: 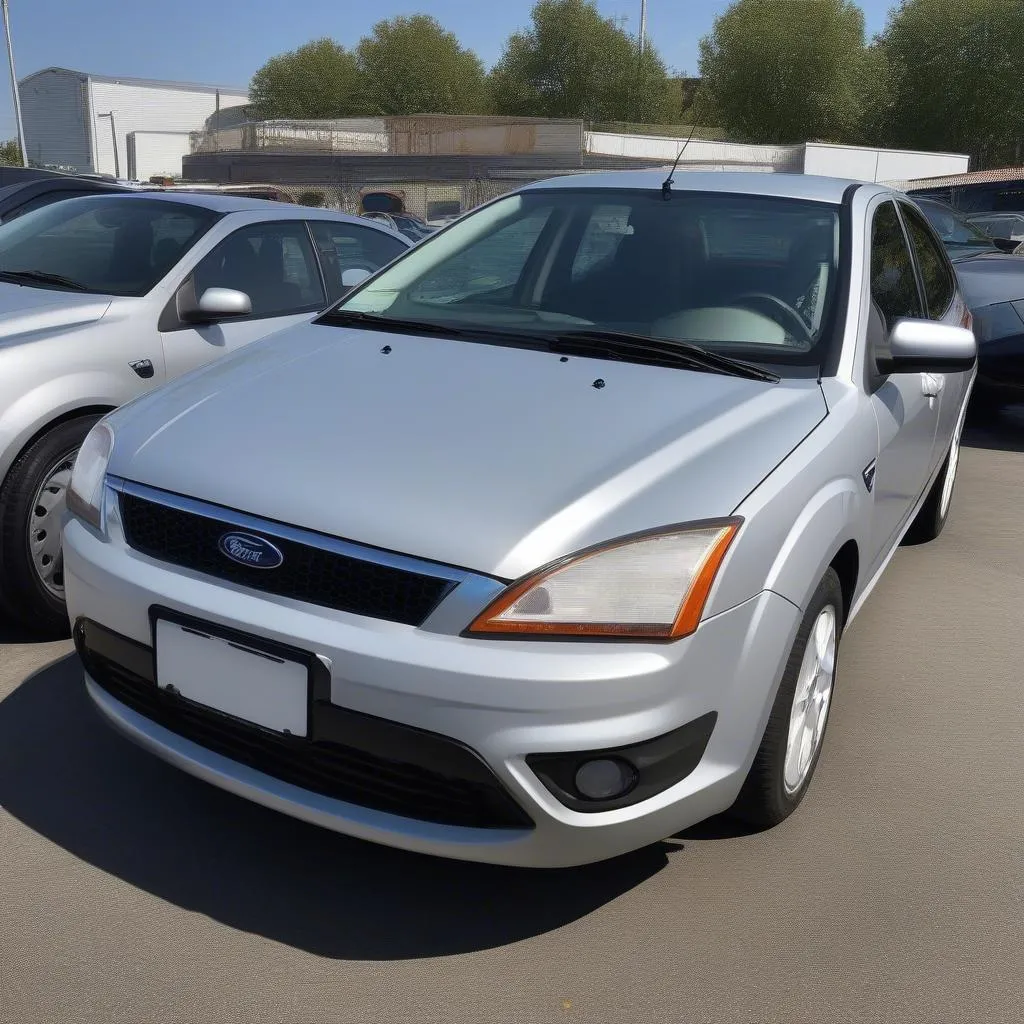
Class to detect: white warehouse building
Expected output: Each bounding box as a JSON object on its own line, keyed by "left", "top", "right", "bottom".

{"left": 18, "top": 67, "right": 249, "bottom": 179}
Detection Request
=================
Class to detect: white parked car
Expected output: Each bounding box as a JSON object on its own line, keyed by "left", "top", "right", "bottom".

{"left": 0, "top": 191, "right": 410, "bottom": 632}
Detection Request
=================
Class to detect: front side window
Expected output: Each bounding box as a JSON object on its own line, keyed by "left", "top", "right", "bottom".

{"left": 0, "top": 196, "right": 217, "bottom": 296}
{"left": 899, "top": 203, "right": 955, "bottom": 319}
{"left": 870, "top": 202, "right": 923, "bottom": 329}
{"left": 336, "top": 188, "right": 844, "bottom": 372}
{"left": 193, "top": 221, "right": 326, "bottom": 317}
{"left": 309, "top": 220, "right": 407, "bottom": 301}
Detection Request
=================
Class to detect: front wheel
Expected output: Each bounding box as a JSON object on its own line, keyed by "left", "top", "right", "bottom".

{"left": 904, "top": 416, "right": 964, "bottom": 546}
{"left": 730, "top": 568, "right": 843, "bottom": 828}
{"left": 0, "top": 415, "right": 100, "bottom": 637}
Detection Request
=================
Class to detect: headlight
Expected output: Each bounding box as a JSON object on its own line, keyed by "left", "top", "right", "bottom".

{"left": 466, "top": 520, "right": 741, "bottom": 641}
{"left": 67, "top": 422, "right": 115, "bottom": 530}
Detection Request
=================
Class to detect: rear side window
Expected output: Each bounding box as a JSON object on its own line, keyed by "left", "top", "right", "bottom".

{"left": 899, "top": 203, "right": 955, "bottom": 319}
{"left": 870, "top": 202, "right": 923, "bottom": 328}
{"left": 309, "top": 220, "right": 407, "bottom": 302}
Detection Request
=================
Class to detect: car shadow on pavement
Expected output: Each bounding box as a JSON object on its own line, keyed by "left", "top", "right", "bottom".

{"left": 0, "top": 653, "right": 681, "bottom": 959}
{"left": 963, "top": 411, "right": 1024, "bottom": 453}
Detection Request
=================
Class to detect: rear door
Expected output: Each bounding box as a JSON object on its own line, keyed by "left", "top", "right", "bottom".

{"left": 864, "top": 200, "right": 940, "bottom": 569}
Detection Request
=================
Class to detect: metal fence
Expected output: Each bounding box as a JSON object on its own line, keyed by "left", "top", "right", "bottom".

{"left": 251, "top": 177, "right": 546, "bottom": 220}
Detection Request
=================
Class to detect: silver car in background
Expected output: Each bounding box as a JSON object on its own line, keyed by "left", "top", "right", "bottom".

{"left": 0, "top": 192, "right": 410, "bottom": 632}
{"left": 65, "top": 172, "right": 976, "bottom": 867}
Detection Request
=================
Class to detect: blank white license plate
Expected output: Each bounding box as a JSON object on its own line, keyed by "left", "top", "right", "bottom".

{"left": 154, "top": 619, "right": 309, "bottom": 737}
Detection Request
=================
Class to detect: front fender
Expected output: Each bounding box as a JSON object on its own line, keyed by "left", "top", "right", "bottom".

{"left": 761, "top": 480, "right": 863, "bottom": 614}
{"left": 0, "top": 371, "right": 139, "bottom": 484}
{"left": 706, "top": 390, "right": 876, "bottom": 619}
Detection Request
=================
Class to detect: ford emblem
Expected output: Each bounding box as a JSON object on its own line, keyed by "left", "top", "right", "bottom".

{"left": 217, "top": 531, "right": 284, "bottom": 569}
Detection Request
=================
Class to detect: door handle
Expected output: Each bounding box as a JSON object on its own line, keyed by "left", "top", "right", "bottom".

{"left": 921, "top": 372, "right": 945, "bottom": 399}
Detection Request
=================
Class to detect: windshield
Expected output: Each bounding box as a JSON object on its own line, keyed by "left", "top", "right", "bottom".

{"left": 333, "top": 188, "right": 843, "bottom": 371}
{"left": 0, "top": 196, "right": 219, "bottom": 296}
{"left": 916, "top": 199, "right": 994, "bottom": 246}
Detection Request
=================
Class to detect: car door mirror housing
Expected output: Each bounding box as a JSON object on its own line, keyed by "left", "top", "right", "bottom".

{"left": 876, "top": 318, "right": 977, "bottom": 375}
{"left": 194, "top": 287, "right": 252, "bottom": 320}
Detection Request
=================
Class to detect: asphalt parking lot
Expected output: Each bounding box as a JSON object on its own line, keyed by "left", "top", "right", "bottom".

{"left": 1, "top": 425, "right": 1022, "bottom": 1024}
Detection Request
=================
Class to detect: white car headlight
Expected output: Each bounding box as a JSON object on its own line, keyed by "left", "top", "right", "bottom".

{"left": 467, "top": 520, "right": 741, "bottom": 641}
{"left": 67, "top": 422, "right": 115, "bottom": 530}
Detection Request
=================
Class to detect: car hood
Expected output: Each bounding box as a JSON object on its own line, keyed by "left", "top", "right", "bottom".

{"left": 111, "top": 325, "right": 827, "bottom": 579}
{"left": 953, "top": 251, "right": 1024, "bottom": 307}
{"left": 0, "top": 282, "right": 111, "bottom": 345}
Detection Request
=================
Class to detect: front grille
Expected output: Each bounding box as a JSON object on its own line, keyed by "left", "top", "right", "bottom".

{"left": 118, "top": 491, "right": 454, "bottom": 626}
{"left": 78, "top": 621, "right": 533, "bottom": 831}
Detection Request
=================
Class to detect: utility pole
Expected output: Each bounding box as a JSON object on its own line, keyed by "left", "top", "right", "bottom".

{"left": 1, "top": 0, "right": 27, "bottom": 167}
{"left": 97, "top": 111, "right": 119, "bottom": 178}
{"left": 639, "top": 0, "right": 648, "bottom": 55}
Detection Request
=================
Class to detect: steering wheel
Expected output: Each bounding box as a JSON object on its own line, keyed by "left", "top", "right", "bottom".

{"left": 731, "top": 292, "right": 813, "bottom": 344}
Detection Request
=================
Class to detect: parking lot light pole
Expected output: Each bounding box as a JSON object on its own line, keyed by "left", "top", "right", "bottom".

{"left": 1, "top": 0, "right": 28, "bottom": 167}
{"left": 639, "top": 0, "right": 647, "bottom": 55}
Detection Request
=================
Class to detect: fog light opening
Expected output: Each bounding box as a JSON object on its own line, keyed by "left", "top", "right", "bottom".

{"left": 573, "top": 758, "right": 637, "bottom": 801}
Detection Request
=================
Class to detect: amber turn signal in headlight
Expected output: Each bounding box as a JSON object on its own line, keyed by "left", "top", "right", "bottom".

{"left": 467, "top": 519, "right": 741, "bottom": 640}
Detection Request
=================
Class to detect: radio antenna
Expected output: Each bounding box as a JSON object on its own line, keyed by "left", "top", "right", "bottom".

{"left": 661, "top": 114, "right": 702, "bottom": 200}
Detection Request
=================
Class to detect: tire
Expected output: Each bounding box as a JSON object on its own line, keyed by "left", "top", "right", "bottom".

{"left": 0, "top": 414, "right": 101, "bottom": 637}
{"left": 729, "top": 567, "right": 844, "bottom": 829}
{"left": 903, "top": 416, "right": 964, "bottom": 546}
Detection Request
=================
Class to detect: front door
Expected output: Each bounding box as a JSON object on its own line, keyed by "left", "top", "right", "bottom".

{"left": 159, "top": 220, "right": 328, "bottom": 379}
{"left": 865, "top": 201, "right": 940, "bottom": 570}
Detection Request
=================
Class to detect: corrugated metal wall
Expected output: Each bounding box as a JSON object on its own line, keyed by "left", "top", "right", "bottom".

{"left": 18, "top": 69, "right": 93, "bottom": 172}
{"left": 126, "top": 131, "right": 195, "bottom": 179}
{"left": 88, "top": 81, "right": 248, "bottom": 176}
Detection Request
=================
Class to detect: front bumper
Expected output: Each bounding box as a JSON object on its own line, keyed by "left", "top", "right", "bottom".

{"left": 64, "top": 490, "right": 801, "bottom": 868}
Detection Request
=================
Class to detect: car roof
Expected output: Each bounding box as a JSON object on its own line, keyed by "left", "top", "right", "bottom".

{"left": 520, "top": 170, "right": 883, "bottom": 204}
{"left": 72, "top": 190, "right": 403, "bottom": 232}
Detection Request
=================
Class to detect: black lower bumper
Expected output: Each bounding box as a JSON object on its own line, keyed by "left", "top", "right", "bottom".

{"left": 74, "top": 618, "right": 535, "bottom": 831}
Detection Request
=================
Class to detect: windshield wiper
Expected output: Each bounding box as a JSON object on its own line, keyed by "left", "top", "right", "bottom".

{"left": 0, "top": 269, "right": 89, "bottom": 291}
{"left": 320, "top": 311, "right": 780, "bottom": 381}
{"left": 546, "top": 329, "right": 780, "bottom": 383}
{"left": 318, "top": 309, "right": 473, "bottom": 338}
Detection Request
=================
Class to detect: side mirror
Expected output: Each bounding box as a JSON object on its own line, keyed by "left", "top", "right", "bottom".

{"left": 182, "top": 286, "right": 252, "bottom": 323}
{"left": 341, "top": 267, "right": 372, "bottom": 288}
{"left": 876, "top": 318, "right": 977, "bottom": 375}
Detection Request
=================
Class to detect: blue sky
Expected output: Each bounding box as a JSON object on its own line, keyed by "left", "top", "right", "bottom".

{"left": 1, "top": 0, "right": 895, "bottom": 140}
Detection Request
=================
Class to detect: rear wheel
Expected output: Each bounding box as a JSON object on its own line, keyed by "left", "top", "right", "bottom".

{"left": 730, "top": 568, "right": 843, "bottom": 828}
{"left": 0, "top": 415, "right": 100, "bottom": 637}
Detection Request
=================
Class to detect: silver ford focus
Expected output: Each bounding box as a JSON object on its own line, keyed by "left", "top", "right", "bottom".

{"left": 63, "top": 172, "right": 977, "bottom": 868}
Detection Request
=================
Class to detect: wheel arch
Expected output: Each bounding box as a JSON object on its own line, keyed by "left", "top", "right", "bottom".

{"left": 1, "top": 404, "right": 115, "bottom": 492}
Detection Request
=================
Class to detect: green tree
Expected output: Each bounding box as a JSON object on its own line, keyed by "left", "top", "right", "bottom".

{"left": 872, "top": 0, "right": 1024, "bottom": 167}
{"left": 698, "top": 0, "right": 867, "bottom": 144}
{"left": 250, "top": 38, "right": 363, "bottom": 119}
{"left": 356, "top": 15, "right": 488, "bottom": 115}
{"left": 0, "top": 138, "right": 22, "bottom": 166}
{"left": 489, "top": 0, "right": 674, "bottom": 124}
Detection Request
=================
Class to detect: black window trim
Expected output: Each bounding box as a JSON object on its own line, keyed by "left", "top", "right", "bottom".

{"left": 894, "top": 197, "right": 956, "bottom": 321}
{"left": 159, "top": 217, "right": 329, "bottom": 332}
